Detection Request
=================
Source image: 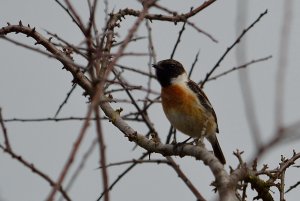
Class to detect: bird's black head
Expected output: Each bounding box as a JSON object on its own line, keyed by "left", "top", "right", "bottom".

{"left": 152, "top": 59, "right": 186, "bottom": 87}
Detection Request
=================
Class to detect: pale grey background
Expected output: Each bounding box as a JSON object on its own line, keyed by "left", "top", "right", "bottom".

{"left": 0, "top": 1, "right": 300, "bottom": 201}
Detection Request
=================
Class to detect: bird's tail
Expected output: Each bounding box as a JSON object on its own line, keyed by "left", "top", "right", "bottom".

{"left": 207, "top": 135, "right": 226, "bottom": 164}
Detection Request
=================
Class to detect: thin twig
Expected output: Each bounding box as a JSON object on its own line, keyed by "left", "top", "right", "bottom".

{"left": 3, "top": 116, "right": 103, "bottom": 122}
{"left": 46, "top": 103, "right": 94, "bottom": 200}
{"left": 100, "top": 0, "right": 157, "bottom": 90}
{"left": 0, "top": 144, "right": 71, "bottom": 201}
{"left": 54, "top": 84, "right": 77, "bottom": 117}
{"left": 166, "top": 156, "right": 206, "bottom": 201}
{"left": 207, "top": 55, "right": 272, "bottom": 81}
{"left": 97, "top": 152, "right": 150, "bottom": 200}
{"left": 188, "top": 50, "right": 200, "bottom": 78}
{"left": 94, "top": 108, "right": 110, "bottom": 201}
{"left": 98, "top": 159, "right": 170, "bottom": 169}
{"left": 144, "top": 19, "right": 157, "bottom": 110}
{"left": 54, "top": 0, "right": 85, "bottom": 33}
{"left": 113, "top": 36, "right": 146, "bottom": 47}
{"left": 0, "top": 108, "right": 11, "bottom": 151}
{"left": 64, "top": 0, "right": 86, "bottom": 33}
{"left": 45, "top": 30, "right": 88, "bottom": 59}
{"left": 170, "top": 21, "right": 187, "bottom": 59}
{"left": 285, "top": 181, "right": 300, "bottom": 193}
{"left": 58, "top": 138, "right": 98, "bottom": 201}
{"left": 275, "top": 1, "right": 293, "bottom": 129}
{"left": 200, "top": 9, "right": 268, "bottom": 87}
{"left": 112, "top": 70, "right": 157, "bottom": 133}
{"left": 0, "top": 36, "right": 85, "bottom": 69}
{"left": 115, "top": 64, "right": 155, "bottom": 78}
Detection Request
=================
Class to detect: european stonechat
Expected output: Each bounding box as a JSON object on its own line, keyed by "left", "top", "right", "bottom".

{"left": 153, "top": 59, "right": 226, "bottom": 164}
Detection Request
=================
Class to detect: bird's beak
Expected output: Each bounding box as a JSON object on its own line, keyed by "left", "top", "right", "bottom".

{"left": 152, "top": 64, "right": 162, "bottom": 70}
{"left": 152, "top": 64, "right": 158, "bottom": 69}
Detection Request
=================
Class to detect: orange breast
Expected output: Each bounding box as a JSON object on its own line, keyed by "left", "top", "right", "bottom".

{"left": 161, "top": 83, "right": 201, "bottom": 114}
{"left": 161, "top": 83, "right": 217, "bottom": 137}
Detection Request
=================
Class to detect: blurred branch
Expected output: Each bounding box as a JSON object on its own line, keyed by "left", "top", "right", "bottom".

{"left": 58, "top": 138, "right": 98, "bottom": 201}
{"left": 275, "top": 1, "right": 293, "bottom": 129}
{"left": 94, "top": 107, "right": 110, "bottom": 201}
{"left": 0, "top": 145, "right": 71, "bottom": 201}
{"left": 144, "top": 19, "right": 156, "bottom": 104}
{"left": 46, "top": 95, "right": 97, "bottom": 200}
{"left": 165, "top": 156, "right": 206, "bottom": 201}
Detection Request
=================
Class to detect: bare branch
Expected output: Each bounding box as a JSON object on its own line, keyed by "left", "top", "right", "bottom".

{"left": 54, "top": 84, "right": 77, "bottom": 117}
{"left": 166, "top": 156, "right": 206, "bottom": 201}
{"left": 275, "top": 1, "right": 293, "bottom": 128}
{"left": 0, "top": 144, "right": 71, "bottom": 201}
{"left": 208, "top": 55, "right": 272, "bottom": 81}
{"left": 97, "top": 152, "right": 150, "bottom": 201}
{"left": 200, "top": 9, "right": 268, "bottom": 87}
{"left": 46, "top": 103, "right": 94, "bottom": 200}
{"left": 55, "top": 0, "right": 85, "bottom": 33}
{"left": 58, "top": 138, "right": 98, "bottom": 201}
{"left": 170, "top": 21, "right": 187, "bottom": 59}
{"left": 94, "top": 108, "right": 110, "bottom": 201}
{"left": 0, "top": 108, "right": 11, "bottom": 151}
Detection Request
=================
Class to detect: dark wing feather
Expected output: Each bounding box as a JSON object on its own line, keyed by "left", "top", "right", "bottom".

{"left": 187, "top": 80, "right": 219, "bottom": 133}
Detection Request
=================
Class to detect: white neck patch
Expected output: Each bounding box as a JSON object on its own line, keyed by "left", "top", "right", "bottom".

{"left": 170, "top": 73, "right": 188, "bottom": 84}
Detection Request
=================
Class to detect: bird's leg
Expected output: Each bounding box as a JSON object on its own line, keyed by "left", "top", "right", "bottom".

{"left": 195, "top": 136, "right": 205, "bottom": 147}
{"left": 172, "top": 136, "right": 193, "bottom": 154}
{"left": 170, "top": 127, "right": 177, "bottom": 144}
{"left": 179, "top": 137, "right": 193, "bottom": 144}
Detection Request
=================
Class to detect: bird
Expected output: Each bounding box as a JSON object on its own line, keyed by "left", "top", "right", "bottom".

{"left": 152, "top": 59, "right": 226, "bottom": 164}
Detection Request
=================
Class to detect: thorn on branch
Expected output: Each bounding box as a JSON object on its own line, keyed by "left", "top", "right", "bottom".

{"left": 7, "top": 22, "right": 10, "bottom": 26}
{"left": 115, "top": 22, "right": 120, "bottom": 28}
{"left": 19, "top": 20, "right": 23, "bottom": 26}
{"left": 115, "top": 108, "right": 123, "bottom": 115}
{"left": 109, "top": 110, "right": 119, "bottom": 124}
{"left": 127, "top": 131, "right": 137, "bottom": 142}
{"left": 150, "top": 132, "right": 160, "bottom": 145}
{"left": 233, "top": 149, "right": 245, "bottom": 164}
{"left": 107, "top": 94, "right": 114, "bottom": 100}
{"left": 82, "top": 91, "right": 89, "bottom": 97}
{"left": 261, "top": 164, "right": 269, "bottom": 172}
{"left": 34, "top": 40, "right": 41, "bottom": 45}
{"left": 72, "top": 76, "right": 78, "bottom": 84}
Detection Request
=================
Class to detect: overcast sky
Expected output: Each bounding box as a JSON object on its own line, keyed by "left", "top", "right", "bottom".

{"left": 1, "top": 1, "right": 300, "bottom": 201}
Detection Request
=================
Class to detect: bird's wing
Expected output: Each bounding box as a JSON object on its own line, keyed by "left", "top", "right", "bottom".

{"left": 187, "top": 80, "right": 219, "bottom": 133}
